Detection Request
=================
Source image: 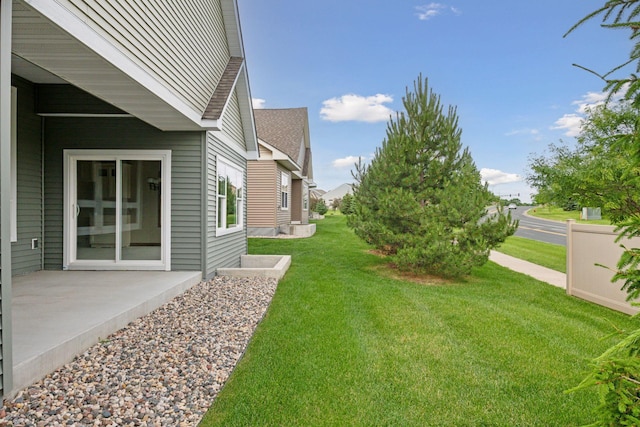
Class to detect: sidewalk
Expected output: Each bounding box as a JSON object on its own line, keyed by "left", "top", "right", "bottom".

{"left": 489, "top": 250, "right": 566, "bottom": 289}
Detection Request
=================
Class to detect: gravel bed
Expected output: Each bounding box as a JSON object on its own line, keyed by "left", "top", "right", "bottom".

{"left": 0, "top": 276, "right": 278, "bottom": 426}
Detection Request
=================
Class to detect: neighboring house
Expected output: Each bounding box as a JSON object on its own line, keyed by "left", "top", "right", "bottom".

{"left": 0, "top": 0, "right": 257, "bottom": 396}
{"left": 248, "top": 108, "right": 316, "bottom": 236}
{"left": 310, "top": 188, "right": 326, "bottom": 202}
{"left": 322, "top": 183, "right": 353, "bottom": 208}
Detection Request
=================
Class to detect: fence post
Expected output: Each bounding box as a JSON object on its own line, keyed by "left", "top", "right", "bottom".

{"left": 566, "top": 219, "right": 575, "bottom": 295}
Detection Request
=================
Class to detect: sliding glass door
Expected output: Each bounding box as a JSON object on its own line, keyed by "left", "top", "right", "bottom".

{"left": 64, "top": 150, "right": 171, "bottom": 270}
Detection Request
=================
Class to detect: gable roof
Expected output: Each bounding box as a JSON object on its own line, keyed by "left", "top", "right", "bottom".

{"left": 11, "top": 0, "right": 257, "bottom": 141}
{"left": 254, "top": 108, "right": 310, "bottom": 168}
{"left": 321, "top": 183, "right": 353, "bottom": 201}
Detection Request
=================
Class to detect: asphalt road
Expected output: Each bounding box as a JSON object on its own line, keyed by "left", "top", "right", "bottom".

{"left": 510, "top": 206, "right": 567, "bottom": 246}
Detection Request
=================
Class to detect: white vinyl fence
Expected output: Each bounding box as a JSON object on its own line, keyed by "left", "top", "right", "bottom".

{"left": 566, "top": 219, "right": 640, "bottom": 315}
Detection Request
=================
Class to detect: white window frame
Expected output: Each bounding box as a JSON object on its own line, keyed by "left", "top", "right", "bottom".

{"left": 281, "top": 171, "right": 289, "bottom": 210}
{"left": 10, "top": 86, "right": 17, "bottom": 242}
{"left": 216, "top": 156, "right": 244, "bottom": 237}
{"left": 63, "top": 149, "right": 171, "bottom": 271}
{"left": 303, "top": 182, "right": 309, "bottom": 211}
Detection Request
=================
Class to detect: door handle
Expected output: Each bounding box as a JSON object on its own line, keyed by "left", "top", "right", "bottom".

{"left": 75, "top": 204, "right": 80, "bottom": 218}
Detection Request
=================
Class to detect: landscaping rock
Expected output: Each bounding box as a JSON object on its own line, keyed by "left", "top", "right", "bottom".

{"left": 0, "top": 276, "right": 277, "bottom": 426}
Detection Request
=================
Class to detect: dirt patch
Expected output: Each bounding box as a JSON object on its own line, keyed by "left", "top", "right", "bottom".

{"left": 369, "top": 263, "right": 454, "bottom": 286}
{"left": 366, "top": 249, "right": 457, "bottom": 285}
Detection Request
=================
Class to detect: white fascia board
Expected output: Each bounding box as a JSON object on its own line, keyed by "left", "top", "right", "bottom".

{"left": 221, "top": 0, "right": 245, "bottom": 58}
{"left": 235, "top": 68, "right": 258, "bottom": 154}
{"left": 23, "top": 0, "right": 207, "bottom": 129}
{"left": 201, "top": 119, "right": 222, "bottom": 131}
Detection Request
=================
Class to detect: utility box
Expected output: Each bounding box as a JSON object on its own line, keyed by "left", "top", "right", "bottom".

{"left": 581, "top": 207, "right": 602, "bottom": 220}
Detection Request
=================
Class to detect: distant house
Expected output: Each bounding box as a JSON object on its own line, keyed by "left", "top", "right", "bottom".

{"left": 322, "top": 183, "right": 353, "bottom": 208}
{"left": 1, "top": 0, "right": 257, "bottom": 396}
{"left": 310, "top": 188, "right": 327, "bottom": 202}
{"left": 248, "top": 108, "right": 316, "bottom": 236}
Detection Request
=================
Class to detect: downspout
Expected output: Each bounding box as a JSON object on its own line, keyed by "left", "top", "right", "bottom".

{"left": 0, "top": 0, "right": 14, "bottom": 396}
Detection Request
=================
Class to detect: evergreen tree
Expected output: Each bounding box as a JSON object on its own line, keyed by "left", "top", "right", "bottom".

{"left": 314, "top": 198, "right": 328, "bottom": 215}
{"left": 340, "top": 193, "right": 355, "bottom": 215}
{"left": 348, "top": 75, "right": 517, "bottom": 278}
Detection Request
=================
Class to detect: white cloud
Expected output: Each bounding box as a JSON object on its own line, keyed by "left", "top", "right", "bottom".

{"left": 416, "top": 3, "right": 460, "bottom": 20}
{"left": 551, "top": 113, "right": 583, "bottom": 137}
{"left": 252, "top": 98, "right": 266, "bottom": 109}
{"left": 551, "top": 88, "right": 628, "bottom": 137}
{"left": 572, "top": 91, "right": 608, "bottom": 114}
{"left": 480, "top": 168, "right": 522, "bottom": 186}
{"left": 505, "top": 128, "right": 540, "bottom": 137}
{"left": 332, "top": 156, "right": 363, "bottom": 168}
{"left": 320, "top": 94, "right": 394, "bottom": 123}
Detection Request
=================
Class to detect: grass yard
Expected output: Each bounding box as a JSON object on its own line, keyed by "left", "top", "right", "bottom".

{"left": 527, "top": 205, "right": 611, "bottom": 225}
{"left": 201, "top": 216, "right": 638, "bottom": 426}
{"left": 495, "top": 236, "right": 566, "bottom": 273}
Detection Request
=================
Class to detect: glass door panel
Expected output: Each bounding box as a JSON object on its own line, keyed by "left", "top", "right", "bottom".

{"left": 76, "top": 160, "right": 117, "bottom": 260}
{"left": 121, "top": 160, "right": 162, "bottom": 260}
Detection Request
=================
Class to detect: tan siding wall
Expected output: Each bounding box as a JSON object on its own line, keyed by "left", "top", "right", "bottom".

{"left": 258, "top": 144, "right": 272, "bottom": 159}
{"left": 276, "top": 165, "right": 291, "bottom": 229}
{"left": 247, "top": 161, "right": 276, "bottom": 228}
{"left": 291, "top": 179, "right": 302, "bottom": 222}
{"left": 61, "top": 0, "right": 230, "bottom": 113}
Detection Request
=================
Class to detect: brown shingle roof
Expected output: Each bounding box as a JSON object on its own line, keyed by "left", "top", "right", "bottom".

{"left": 253, "top": 108, "right": 308, "bottom": 163}
{"left": 202, "top": 57, "right": 244, "bottom": 120}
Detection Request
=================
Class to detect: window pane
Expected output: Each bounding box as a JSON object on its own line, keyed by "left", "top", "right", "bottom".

{"left": 218, "top": 161, "right": 243, "bottom": 231}
{"left": 227, "top": 176, "right": 237, "bottom": 227}
{"left": 76, "top": 160, "right": 116, "bottom": 260}
{"left": 122, "top": 160, "right": 161, "bottom": 261}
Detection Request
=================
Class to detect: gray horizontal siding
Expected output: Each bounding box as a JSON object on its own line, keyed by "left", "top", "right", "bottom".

{"left": 221, "top": 89, "right": 245, "bottom": 151}
{"left": 61, "top": 0, "right": 231, "bottom": 114}
{"left": 12, "top": 76, "right": 43, "bottom": 276}
{"left": 205, "top": 132, "right": 247, "bottom": 276}
{"left": 43, "top": 117, "right": 204, "bottom": 271}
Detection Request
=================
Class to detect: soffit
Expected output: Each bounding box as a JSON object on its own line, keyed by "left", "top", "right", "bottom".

{"left": 11, "top": 0, "right": 204, "bottom": 131}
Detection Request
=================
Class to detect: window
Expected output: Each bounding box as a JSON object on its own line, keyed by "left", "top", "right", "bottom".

{"left": 303, "top": 182, "right": 309, "bottom": 211}
{"left": 10, "top": 86, "right": 17, "bottom": 242}
{"left": 281, "top": 171, "right": 289, "bottom": 210}
{"left": 64, "top": 150, "right": 171, "bottom": 271}
{"left": 217, "top": 158, "right": 244, "bottom": 235}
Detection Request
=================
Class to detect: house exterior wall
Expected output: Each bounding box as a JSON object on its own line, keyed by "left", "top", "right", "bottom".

{"left": 247, "top": 160, "right": 277, "bottom": 233}
{"left": 276, "top": 164, "right": 291, "bottom": 233}
{"left": 59, "top": 0, "right": 231, "bottom": 115}
{"left": 11, "top": 77, "right": 43, "bottom": 275}
{"left": 291, "top": 179, "right": 302, "bottom": 223}
{"left": 205, "top": 131, "right": 248, "bottom": 276}
{"left": 43, "top": 117, "right": 203, "bottom": 272}
{"left": 221, "top": 90, "right": 246, "bottom": 152}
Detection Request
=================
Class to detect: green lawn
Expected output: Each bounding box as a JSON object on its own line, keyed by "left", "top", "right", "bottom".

{"left": 496, "top": 235, "right": 566, "bottom": 273}
{"left": 201, "top": 216, "right": 638, "bottom": 426}
{"left": 527, "top": 205, "right": 611, "bottom": 225}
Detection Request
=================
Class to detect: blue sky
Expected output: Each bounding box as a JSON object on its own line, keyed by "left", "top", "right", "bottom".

{"left": 237, "top": 1, "right": 631, "bottom": 203}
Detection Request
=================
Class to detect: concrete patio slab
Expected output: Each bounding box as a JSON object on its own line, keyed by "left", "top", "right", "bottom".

{"left": 10, "top": 270, "right": 201, "bottom": 396}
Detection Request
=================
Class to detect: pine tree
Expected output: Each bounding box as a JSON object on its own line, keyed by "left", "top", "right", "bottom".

{"left": 348, "top": 75, "right": 517, "bottom": 278}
